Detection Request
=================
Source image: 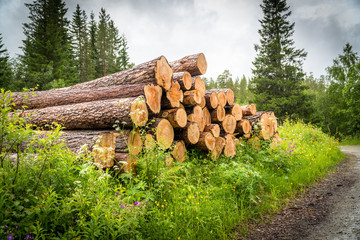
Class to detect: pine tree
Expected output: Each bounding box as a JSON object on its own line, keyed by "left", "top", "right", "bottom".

{"left": 0, "top": 34, "right": 12, "bottom": 90}
{"left": 239, "top": 75, "right": 247, "bottom": 104}
{"left": 89, "top": 11, "right": 99, "bottom": 79}
{"left": 21, "top": 0, "right": 77, "bottom": 90}
{"left": 251, "top": 0, "right": 310, "bottom": 120}
{"left": 217, "top": 70, "right": 232, "bottom": 88}
{"left": 71, "top": 4, "right": 91, "bottom": 83}
{"left": 118, "top": 34, "right": 132, "bottom": 70}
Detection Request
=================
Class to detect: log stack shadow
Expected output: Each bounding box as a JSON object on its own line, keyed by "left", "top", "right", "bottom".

{"left": 9, "top": 53, "right": 280, "bottom": 172}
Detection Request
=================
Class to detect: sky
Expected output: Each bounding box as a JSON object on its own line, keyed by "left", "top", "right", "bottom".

{"left": 0, "top": 0, "right": 359, "bottom": 80}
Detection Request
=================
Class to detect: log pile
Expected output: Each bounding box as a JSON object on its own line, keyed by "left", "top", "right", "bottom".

{"left": 9, "top": 53, "right": 280, "bottom": 172}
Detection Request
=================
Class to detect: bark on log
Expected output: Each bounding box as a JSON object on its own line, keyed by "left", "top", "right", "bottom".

{"left": 183, "top": 90, "right": 202, "bottom": 106}
{"left": 203, "top": 124, "right": 220, "bottom": 138}
{"left": 171, "top": 140, "right": 187, "bottom": 163}
{"left": 169, "top": 53, "right": 207, "bottom": 76}
{"left": 10, "top": 83, "right": 162, "bottom": 114}
{"left": 241, "top": 104, "right": 257, "bottom": 116}
{"left": 194, "top": 132, "right": 215, "bottom": 151}
{"left": 161, "top": 80, "right": 183, "bottom": 108}
{"left": 223, "top": 134, "right": 236, "bottom": 158}
{"left": 158, "top": 108, "right": 187, "bottom": 128}
{"left": 225, "top": 103, "right": 242, "bottom": 121}
{"left": 12, "top": 96, "right": 148, "bottom": 129}
{"left": 173, "top": 72, "right": 192, "bottom": 91}
{"left": 60, "top": 56, "right": 173, "bottom": 91}
{"left": 221, "top": 114, "right": 237, "bottom": 134}
{"left": 204, "top": 91, "right": 219, "bottom": 110}
{"left": 211, "top": 106, "right": 226, "bottom": 122}
{"left": 208, "top": 89, "right": 227, "bottom": 107}
{"left": 211, "top": 137, "right": 226, "bottom": 159}
{"left": 175, "top": 122, "right": 200, "bottom": 145}
{"left": 150, "top": 118, "right": 174, "bottom": 149}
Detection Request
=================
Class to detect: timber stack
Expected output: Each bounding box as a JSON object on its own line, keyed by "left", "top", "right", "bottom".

{"left": 9, "top": 53, "right": 280, "bottom": 172}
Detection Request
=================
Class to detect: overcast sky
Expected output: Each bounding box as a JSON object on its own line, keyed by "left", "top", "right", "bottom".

{"left": 0, "top": 0, "right": 359, "bottom": 80}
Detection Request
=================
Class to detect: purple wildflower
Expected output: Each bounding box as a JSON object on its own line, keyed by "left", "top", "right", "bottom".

{"left": 7, "top": 234, "right": 13, "bottom": 240}
{"left": 113, "top": 212, "right": 116, "bottom": 215}
{"left": 181, "top": 165, "right": 183, "bottom": 167}
{"left": 194, "top": 195, "right": 197, "bottom": 198}
{"left": 121, "top": 205, "right": 125, "bottom": 209}
{"left": 15, "top": 226, "right": 18, "bottom": 229}
{"left": 134, "top": 201, "right": 138, "bottom": 206}
{"left": 74, "top": 218, "right": 78, "bottom": 223}
{"left": 116, "top": 192, "right": 119, "bottom": 195}
{"left": 146, "top": 199, "right": 149, "bottom": 203}
{"left": 5, "top": 225, "right": 8, "bottom": 229}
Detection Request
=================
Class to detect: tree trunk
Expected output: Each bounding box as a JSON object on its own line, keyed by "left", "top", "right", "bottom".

{"left": 173, "top": 71, "right": 192, "bottom": 91}
{"left": 211, "top": 106, "right": 226, "bottom": 122}
{"left": 190, "top": 76, "right": 206, "bottom": 97}
{"left": 241, "top": 104, "right": 257, "bottom": 116}
{"left": 211, "top": 137, "right": 225, "bottom": 159}
{"left": 150, "top": 118, "right": 174, "bottom": 149}
{"left": 12, "top": 96, "right": 148, "bottom": 129}
{"left": 59, "top": 56, "right": 173, "bottom": 91}
{"left": 204, "top": 91, "right": 219, "bottom": 110}
{"left": 221, "top": 114, "right": 237, "bottom": 134}
{"left": 161, "top": 80, "right": 183, "bottom": 108}
{"left": 169, "top": 53, "right": 207, "bottom": 76}
{"left": 204, "top": 124, "right": 220, "bottom": 138}
{"left": 225, "top": 103, "right": 242, "bottom": 121}
{"left": 158, "top": 108, "right": 187, "bottom": 128}
{"left": 175, "top": 122, "right": 200, "bottom": 145}
{"left": 10, "top": 83, "right": 161, "bottom": 114}
{"left": 182, "top": 90, "right": 202, "bottom": 106}
{"left": 194, "top": 132, "right": 215, "bottom": 151}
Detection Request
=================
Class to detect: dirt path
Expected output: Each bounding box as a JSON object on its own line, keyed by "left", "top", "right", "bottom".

{"left": 237, "top": 145, "right": 360, "bottom": 240}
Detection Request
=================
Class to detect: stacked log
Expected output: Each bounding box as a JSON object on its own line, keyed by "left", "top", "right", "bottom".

{"left": 9, "top": 53, "right": 280, "bottom": 172}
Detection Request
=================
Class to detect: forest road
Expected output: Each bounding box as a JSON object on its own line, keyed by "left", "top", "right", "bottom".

{"left": 305, "top": 145, "right": 360, "bottom": 240}
{"left": 238, "top": 145, "right": 360, "bottom": 240}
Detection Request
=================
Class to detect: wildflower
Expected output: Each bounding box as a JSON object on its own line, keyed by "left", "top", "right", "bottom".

{"left": 134, "top": 201, "right": 139, "bottom": 206}
{"left": 146, "top": 199, "right": 149, "bottom": 203}
{"left": 113, "top": 212, "right": 116, "bottom": 215}
{"left": 194, "top": 195, "right": 197, "bottom": 198}
{"left": 105, "top": 214, "right": 107, "bottom": 218}
{"left": 7, "top": 234, "right": 14, "bottom": 240}
{"left": 121, "top": 205, "right": 125, "bottom": 209}
{"left": 196, "top": 217, "right": 199, "bottom": 220}
{"left": 161, "top": 205, "right": 164, "bottom": 208}
{"left": 116, "top": 192, "right": 119, "bottom": 195}
{"left": 5, "top": 225, "right": 8, "bottom": 229}
{"left": 15, "top": 226, "right": 18, "bottom": 229}
{"left": 74, "top": 218, "right": 78, "bottom": 223}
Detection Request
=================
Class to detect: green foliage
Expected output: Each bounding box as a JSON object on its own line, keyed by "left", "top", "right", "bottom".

{"left": 0, "top": 91, "right": 344, "bottom": 239}
{"left": 251, "top": 0, "right": 311, "bottom": 121}
{"left": 0, "top": 34, "right": 13, "bottom": 90}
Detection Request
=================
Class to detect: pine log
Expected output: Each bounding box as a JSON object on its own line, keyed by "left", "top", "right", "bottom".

{"left": 183, "top": 90, "right": 202, "bottom": 106}
{"left": 208, "top": 89, "right": 227, "bottom": 107}
{"left": 144, "top": 133, "right": 156, "bottom": 150}
{"left": 223, "top": 134, "right": 236, "bottom": 158}
{"left": 187, "top": 105, "right": 205, "bottom": 132}
{"left": 200, "top": 96, "right": 206, "bottom": 109}
{"left": 244, "top": 111, "right": 271, "bottom": 140}
{"left": 161, "top": 80, "right": 183, "bottom": 108}
{"left": 60, "top": 56, "right": 173, "bottom": 91}
{"left": 210, "top": 88, "right": 234, "bottom": 106}
{"left": 114, "top": 153, "right": 137, "bottom": 173}
{"left": 268, "top": 112, "right": 278, "bottom": 136}
{"left": 158, "top": 108, "right": 187, "bottom": 128}
{"left": 225, "top": 103, "right": 242, "bottom": 121}
{"left": 211, "top": 137, "right": 226, "bottom": 159}
{"left": 175, "top": 122, "right": 200, "bottom": 145}
{"left": 194, "top": 132, "right": 215, "bottom": 151}
{"left": 204, "top": 124, "right": 220, "bottom": 138}
{"left": 115, "top": 129, "right": 143, "bottom": 155}
{"left": 173, "top": 71, "right": 192, "bottom": 91}
{"left": 150, "top": 118, "right": 174, "bottom": 149}
{"left": 235, "top": 119, "right": 252, "bottom": 136}
{"left": 211, "top": 106, "right": 226, "bottom": 122}
{"left": 190, "top": 76, "right": 206, "bottom": 97}
{"left": 221, "top": 114, "right": 237, "bottom": 134}
{"left": 171, "top": 140, "right": 187, "bottom": 163}
{"left": 169, "top": 53, "right": 207, "bottom": 76}
{"left": 12, "top": 96, "right": 148, "bottom": 129}
{"left": 10, "top": 83, "right": 162, "bottom": 114}
{"left": 202, "top": 107, "right": 211, "bottom": 126}
{"left": 204, "top": 91, "right": 219, "bottom": 110}
{"left": 241, "top": 104, "right": 257, "bottom": 116}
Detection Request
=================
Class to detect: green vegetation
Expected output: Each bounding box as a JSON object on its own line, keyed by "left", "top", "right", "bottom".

{"left": 1, "top": 91, "right": 344, "bottom": 239}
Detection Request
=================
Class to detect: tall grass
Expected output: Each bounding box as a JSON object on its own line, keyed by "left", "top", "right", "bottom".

{"left": 0, "top": 91, "right": 344, "bottom": 239}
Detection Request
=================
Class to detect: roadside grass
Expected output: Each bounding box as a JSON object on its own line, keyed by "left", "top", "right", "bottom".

{"left": 339, "top": 134, "right": 360, "bottom": 145}
{"left": 0, "top": 90, "right": 345, "bottom": 239}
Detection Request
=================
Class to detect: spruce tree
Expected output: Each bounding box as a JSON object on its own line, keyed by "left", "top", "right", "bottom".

{"left": 89, "top": 11, "right": 99, "bottom": 79}
{"left": 239, "top": 75, "right": 247, "bottom": 104}
{"left": 251, "top": 0, "right": 310, "bottom": 120}
{"left": 71, "top": 4, "right": 91, "bottom": 83}
{"left": 21, "top": 0, "right": 77, "bottom": 90}
{"left": 0, "top": 34, "right": 12, "bottom": 90}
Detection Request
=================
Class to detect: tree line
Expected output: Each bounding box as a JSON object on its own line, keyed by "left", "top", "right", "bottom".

{"left": 0, "top": 0, "right": 132, "bottom": 91}
{"left": 0, "top": 0, "right": 359, "bottom": 137}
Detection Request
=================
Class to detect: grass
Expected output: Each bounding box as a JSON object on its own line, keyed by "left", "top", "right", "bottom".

{"left": 0, "top": 90, "right": 345, "bottom": 239}
{"left": 339, "top": 135, "right": 360, "bottom": 145}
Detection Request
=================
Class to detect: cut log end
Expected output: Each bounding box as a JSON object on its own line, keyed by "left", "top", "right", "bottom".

{"left": 224, "top": 134, "right": 236, "bottom": 158}
{"left": 181, "top": 122, "right": 200, "bottom": 145}
{"left": 225, "top": 89, "right": 235, "bottom": 105}
{"left": 166, "top": 80, "right": 183, "bottom": 108}
{"left": 211, "top": 106, "right": 226, "bottom": 122}
{"left": 217, "top": 91, "right": 227, "bottom": 107}
{"left": 211, "top": 137, "right": 226, "bottom": 159}
{"left": 197, "top": 53, "right": 207, "bottom": 75}
{"left": 204, "top": 123, "right": 220, "bottom": 138}
{"left": 183, "top": 90, "right": 202, "bottom": 106}
{"left": 237, "top": 119, "right": 252, "bottom": 135}
{"left": 195, "top": 132, "right": 215, "bottom": 151}
{"left": 227, "top": 103, "right": 242, "bottom": 121}
{"left": 155, "top": 118, "right": 174, "bottom": 149}
{"left": 144, "top": 84, "right": 162, "bottom": 114}
{"left": 144, "top": 133, "right": 156, "bottom": 150}
{"left": 130, "top": 96, "right": 148, "bottom": 126}
{"left": 192, "top": 76, "right": 206, "bottom": 97}
{"left": 172, "top": 140, "right": 187, "bottom": 163}
{"left": 128, "top": 129, "right": 143, "bottom": 155}
{"left": 202, "top": 107, "right": 211, "bottom": 126}
{"left": 241, "top": 104, "right": 257, "bottom": 116}
{"left": 114, "top": 153, "right": 137, "bottom": 173}
{"left": 205, "top": 91, "right": 219, "bottom": 109}
{"left": 155, "top": 56, "right": 173, "bottom": 91}
{"left": 222, "top": 114, "right": 236, "bottom": 134}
